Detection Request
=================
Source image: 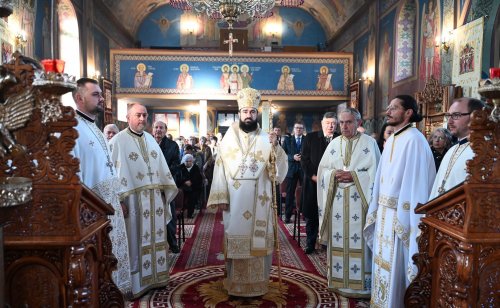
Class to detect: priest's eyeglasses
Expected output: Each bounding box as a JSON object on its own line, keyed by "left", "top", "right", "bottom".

{"left": 444, "top": 112, "right": 471, "bottom": 120}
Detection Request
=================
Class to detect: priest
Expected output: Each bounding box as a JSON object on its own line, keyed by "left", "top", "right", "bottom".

{"left": 207, "top": 88, "right": 287, "bottom": 297}
{"left": 363, "top": 95, "right": 435, "bottom": 307}
{"left": 318, "top": 108, "right": 380, "bottom": 298}
{"left": 428, "top": 97, "right": 484, "bottom": 199}
{"left": 109, "top": 103, "right": 178, "bottom": 299}
{"left": 71, "top": 78, "right": 132, "bottom": 297}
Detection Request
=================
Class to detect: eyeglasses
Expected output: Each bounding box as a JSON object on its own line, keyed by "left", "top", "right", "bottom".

{"left": 294, "top": 127, "right": 304, "bottom": 130}
{"left": 444, "top": 112, "right": 471, "bottom": 120}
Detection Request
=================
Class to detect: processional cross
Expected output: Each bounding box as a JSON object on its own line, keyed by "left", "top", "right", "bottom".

{"left": 223, "top": 32, "right": 238, "bottom": 57}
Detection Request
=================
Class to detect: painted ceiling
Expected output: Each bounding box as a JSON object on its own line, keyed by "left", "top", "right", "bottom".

{"left": 101, "top": 0, "right": 366, "bottom": 40}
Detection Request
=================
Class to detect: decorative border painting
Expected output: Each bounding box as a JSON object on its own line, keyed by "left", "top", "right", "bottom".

{"left": 451, "top": 17, "right": 484, "bottom": 99}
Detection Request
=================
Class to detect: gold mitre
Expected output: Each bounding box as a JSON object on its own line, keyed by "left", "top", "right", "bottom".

{"left": 236, "top": 88, "right": 261, "bottom": 110}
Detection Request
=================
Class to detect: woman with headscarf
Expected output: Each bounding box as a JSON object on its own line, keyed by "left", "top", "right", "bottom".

{"left": 177, "top": 154, "right": 203, "bottom": 218}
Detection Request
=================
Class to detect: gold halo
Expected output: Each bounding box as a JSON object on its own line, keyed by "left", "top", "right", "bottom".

{"left": 230, "top": 64, "right": 239, "bottom": 72}
{"left": 320, "top": 66, "right": 329, "bottom": 74}
{"left": 180, "top": 64, "right": 189, "bottom": 72}
{"left": 221, "top": 64, "right": 230, "bottom": 72}
{"left": 240, "top": 64, "right": 249, "bottom": 72}
{"left": 136, "top": 63, "right": 146, "bottom": 72}
{"left": 281, "top": 65, "right": 290, "bottom": 73}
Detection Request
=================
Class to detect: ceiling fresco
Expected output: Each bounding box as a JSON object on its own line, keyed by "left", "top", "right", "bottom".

{"left": 101, "top": 0, "right": 367, "bottom": 40}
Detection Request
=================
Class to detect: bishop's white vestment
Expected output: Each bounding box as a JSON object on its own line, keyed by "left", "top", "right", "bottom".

{"left": 207, "top": 123, "right": 287, "bottom": 297}
{"left": 110, "top": 128, "right": 178, "bottom": 299}
{"left": 318, "top": 133, "right": 380, "bottom": 298}
{"left": 73, "top": 112, "right": 132, "bottom": 296}
{"left": 428, "top": 140, "right": 473, "bottom": 200}
{"left": 363, "top": 125, "right": 436, "bottom": 308}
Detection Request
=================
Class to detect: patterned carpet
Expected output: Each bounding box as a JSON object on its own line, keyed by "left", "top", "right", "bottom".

{"left": 128, "top": 207, "right": 369, "bottom": 307}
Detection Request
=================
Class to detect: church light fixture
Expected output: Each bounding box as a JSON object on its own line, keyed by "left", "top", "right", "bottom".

{"left": 170, "top": 0, "right": 192, "bottom": 10}
{"left": 280, "top": 0, "right": 304, "bottom": 8}
{"left": 177, "top": 0, "right": 277, "bottom": 29}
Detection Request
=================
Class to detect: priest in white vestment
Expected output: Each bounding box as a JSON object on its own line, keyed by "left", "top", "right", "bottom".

{"left": 109, "top": 103, "right": 178, "bottom": 299}
{"left": 207, "top": 88, "right": 287, "bottom": 297}
{"left": 429, "top": 97, "right": 485, "bottom": 200}
{"left": 71, "top": 78, "right": 132, "bottom": 297}
{"left": 318, "top": 108, "right": 380, "bottom": 298}
{"left": 364, "top": 95, "right": 436, "bottom": 307}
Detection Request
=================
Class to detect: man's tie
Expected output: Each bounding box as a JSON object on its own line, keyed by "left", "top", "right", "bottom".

{"left": 296, "top": 137, "right": 301, "bottom": 150}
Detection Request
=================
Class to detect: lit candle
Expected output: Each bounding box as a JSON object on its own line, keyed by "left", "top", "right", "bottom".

{"left": 490, "top": 68, "right": 500, "bottom": 79}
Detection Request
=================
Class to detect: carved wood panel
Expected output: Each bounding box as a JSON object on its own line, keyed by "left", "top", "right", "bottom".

{"left": 0, "top": 54, "right": 123, "bottom": 306}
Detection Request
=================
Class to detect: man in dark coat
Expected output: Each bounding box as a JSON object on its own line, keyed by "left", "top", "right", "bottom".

{"left": 300, "top": 112, "right": 338, "bottom": 254}
{"left": 154, "top": 120, "right": 181, "bottom": 253}
{"left": 282, "top": 121, "right": 305, "bottom": 223}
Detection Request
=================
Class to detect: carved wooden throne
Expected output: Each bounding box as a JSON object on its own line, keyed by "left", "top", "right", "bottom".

{"left": 0, "top": 52, "right": 123, "bottom": 307}
{"left": 405, "top": 100, "right": 500, "bottom": 306}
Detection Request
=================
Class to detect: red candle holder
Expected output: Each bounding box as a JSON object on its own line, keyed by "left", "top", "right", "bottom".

{"left": 41, "top": 59, "right": 65, "bottom": 73}
{"left": 41, "top": 59, "right": 56, "bottom": 73}
{"left": 490, "top": 68, "right": 500, "bottom": 79}
{"left": 55, "top": 60, "right": 65, "bottom": 73}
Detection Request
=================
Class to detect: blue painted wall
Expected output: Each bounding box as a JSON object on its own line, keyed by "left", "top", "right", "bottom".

{"left": 136, "top": 5, "right": 325, "bottom": 48}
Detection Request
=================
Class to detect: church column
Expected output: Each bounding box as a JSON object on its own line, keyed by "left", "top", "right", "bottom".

{"left": 261, "top": 100, "right": 272, "bottom": 133}
{"left": 199, "top": 100, "right": 207, "bottom": 137}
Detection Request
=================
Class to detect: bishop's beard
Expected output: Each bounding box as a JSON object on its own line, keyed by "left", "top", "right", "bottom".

{"left": 239, "top": 118, "right": 258, "bottom": 133}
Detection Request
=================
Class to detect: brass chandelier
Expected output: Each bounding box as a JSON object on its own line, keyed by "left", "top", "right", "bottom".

{"left": 170, "top": 0, "right": 303, "bottom": 29}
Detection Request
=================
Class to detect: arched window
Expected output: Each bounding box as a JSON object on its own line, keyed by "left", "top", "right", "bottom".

{"left": 394, "top": 0, "right": 416, "bottom": 82}
{"left": 57, "top": 0, "right": 80, "bottom": 108}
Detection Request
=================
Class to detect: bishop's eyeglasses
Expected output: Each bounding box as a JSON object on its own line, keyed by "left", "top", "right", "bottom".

{"left": 444, "top": 112, "right": 471, "bottom": 120}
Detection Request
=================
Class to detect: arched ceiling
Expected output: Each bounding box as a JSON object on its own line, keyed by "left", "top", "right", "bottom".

{"left": 101, "top": 0, "right": 367, "bottom": 41}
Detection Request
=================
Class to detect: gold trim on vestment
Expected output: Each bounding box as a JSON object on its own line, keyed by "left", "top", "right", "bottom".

{"left": 378, "top": 194, "right": 398, "bottom": 209}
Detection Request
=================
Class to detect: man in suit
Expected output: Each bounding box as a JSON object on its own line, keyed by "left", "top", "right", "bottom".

{"left": 273, "top": 126, "right": 283, "bottom": 146}
{"left": 282, "top": 121, "right": 305, "bottom": 223}
{"left": 300, "top": 112, "right": 338, "bottom": 254}
{"left": 154, "top": 120, "right": 181, "bottom": 253}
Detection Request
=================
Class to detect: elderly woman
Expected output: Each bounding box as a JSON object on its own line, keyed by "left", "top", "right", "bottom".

{"left": 103, "top": 124, "right": 119, "bottom": 141}
{"left": 428, "top": 127, "right": 453, "bottom": 171}
{"left": 177, "top": 154, "right": 203, "bottom": 218}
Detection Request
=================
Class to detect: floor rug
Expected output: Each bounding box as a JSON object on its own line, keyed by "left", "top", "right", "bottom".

{"left": 128, "top": 207, "right": 369, "bottom": 307}
{"left": 127, "top": 265, "right": 360, "bottom": 308}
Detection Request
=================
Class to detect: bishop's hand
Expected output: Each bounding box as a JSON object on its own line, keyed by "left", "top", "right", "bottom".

{"left": 269, "top": 132, "right": 278, "bottom": 145}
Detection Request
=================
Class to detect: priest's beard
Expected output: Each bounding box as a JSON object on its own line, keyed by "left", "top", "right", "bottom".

{"left": 239, "top": 118, "right": 258, "bottom": 133}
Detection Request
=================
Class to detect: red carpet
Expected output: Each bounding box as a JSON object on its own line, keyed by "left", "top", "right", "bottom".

{"left": 127, "top": 208, "right": 369, "bottom": 307}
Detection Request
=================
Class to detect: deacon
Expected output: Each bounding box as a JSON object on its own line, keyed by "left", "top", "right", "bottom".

{"left": 317, "top": 108, "right": 380, "bottom": 298}
{"left": 110, "top": 103, "right": 178, "bottom": 299}
{"left": 428, "top": 97, "right": 484, "bottom": 199}
{"left": 364, "top": 95, "right": 436, "bottom": 307}
{"left": 207, "top": 88, "right": 287, "bottom": 297}
{"left": 71, "top": 78, "right": 132, "bottom": 297}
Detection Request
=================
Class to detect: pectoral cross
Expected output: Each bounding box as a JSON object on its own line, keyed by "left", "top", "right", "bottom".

{"left": 224, "top": 32, "right": 238, "bottom": 57}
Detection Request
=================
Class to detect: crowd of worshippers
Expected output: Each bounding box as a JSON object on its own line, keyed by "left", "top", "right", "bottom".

{"left": 71, "top": 76, "right": 486, "bottom": 303}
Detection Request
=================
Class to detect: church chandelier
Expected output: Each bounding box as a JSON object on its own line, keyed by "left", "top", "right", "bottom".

{"left": 169, "top": 0, "right": 303, "bottom": 29}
